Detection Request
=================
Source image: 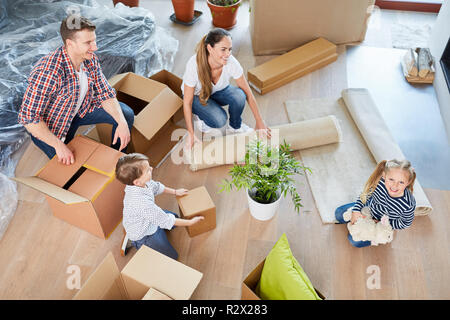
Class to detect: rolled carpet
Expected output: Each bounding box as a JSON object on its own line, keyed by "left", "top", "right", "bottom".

{"left": 186, "top": 115, "right": 342, "bottom": 171}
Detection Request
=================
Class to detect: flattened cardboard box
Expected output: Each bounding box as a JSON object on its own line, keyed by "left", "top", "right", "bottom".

{"left": 97, "top": 70, "right": 184, "bottom": 167}
{"left": 74, "top": 245, "right": 203, "bottom": 300}
{"left": 248, "top": 38, "right": 338, "bottom": 95}
{"left": 13, "top": 135, "right": 125, "bottom": 239}
{"left": 250, "top": 0, "right": 375, "bottom": 55}
{"left": 177, "top": 186, "right": 216, "bottom": 237}
{"left": 241, "top": 259, "right": 325, "bottom": 300}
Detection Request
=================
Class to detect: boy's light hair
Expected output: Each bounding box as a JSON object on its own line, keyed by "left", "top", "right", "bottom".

{"left": 115, "top": 153, "right": 149, "bottom": 186}
{"left": 360, "top": 159, "right": 416, "bottom": 204}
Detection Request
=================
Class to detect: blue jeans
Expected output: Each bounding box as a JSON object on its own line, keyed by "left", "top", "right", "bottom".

{"left": 192, "top": 85, "right": 246, "bottom": 129}
{"left": 335, "top": 202, "right": 371, "bottom": 248}
{"left": 131, "top": 210, "right": 179, "bottom": 260}
{"left": 30, "top": 102, "right": 135, "bottom": 159}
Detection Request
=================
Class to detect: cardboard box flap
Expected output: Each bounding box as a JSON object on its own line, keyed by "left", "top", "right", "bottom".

{"left": 36, "top": 135, "right": 99, "bottom": 187}
{"left": 12, "top": 176, "right": 89, "bottom": 204}
{"left": 68, "top": 169, "right": 113, "bottom": 201}
{"left": 149, "top": 70, "right": 183, "bottom": 98}
{"left": 177, "top": 186, "right": 215, "bottom": 217}
{"left": 74, "top": 252, "right": 128, "bottom": 300}
{"left": 121, "top": 246, "right": 203, "bottom": 300}
{"left": 84, "top": 144, "right": 124, "bottom": 177}
{"left": 108, "top": 72, "right": 130, "bottom": 88}
{"left": 114, "top": 73, "right": 167, "bottom": 104}
{"left": 133, "top": 87, "right": 183, "bottom": 140}
{"left": 142, "top": 288, "right": 173, "bottom": 300}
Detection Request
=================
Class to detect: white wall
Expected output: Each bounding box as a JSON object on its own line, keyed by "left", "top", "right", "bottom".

{"left": 429, "top": 0, "right": 450, "bottom": 141}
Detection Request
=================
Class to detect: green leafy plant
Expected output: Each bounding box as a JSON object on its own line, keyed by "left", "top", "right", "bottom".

{"left": 209, "top": 0, "right": 240, "bottom": 7}
{"left": 219, "top": 139, "right": 311, "bottom": 213}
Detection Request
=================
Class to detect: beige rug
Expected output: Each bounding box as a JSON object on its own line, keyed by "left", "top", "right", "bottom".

{"left": 285, "top": 97, "right": 375, "bottom": 223}
{"left": 285, "top": 89, "right": 432, "bottom": 224}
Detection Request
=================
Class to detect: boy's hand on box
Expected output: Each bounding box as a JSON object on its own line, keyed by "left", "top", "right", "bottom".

{"left": 190, "top": 216, "right": 204, "bottom": 225}
{"left": 175, "top": 188, "right": 189, "bottom": 196}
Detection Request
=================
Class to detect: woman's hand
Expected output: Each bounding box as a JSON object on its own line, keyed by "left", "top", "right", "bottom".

{"left": 351, "top": 211, "right": 364, "bottom": 224}
{"left": 255, "top": 119, "right": 271, "bottom": 138}
{"left": 185, "top": 132, "right": 200, "bottom": 150}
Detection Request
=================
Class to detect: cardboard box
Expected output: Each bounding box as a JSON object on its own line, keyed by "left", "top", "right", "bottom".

{"left": 250, "top": 0, "right": 374, "bottom": 55}
{"left": 74, "top": 245, "right": 203, "bottom": 300}
{"left": 177, "top": 186, "right": 216, "bottom": 237}
{"left": 248, "top": 38, "right": 338, "bottom": 95}
{"left": 242, "top": 259, "right": 325, "bottom": 300}
{"left": 97, "top": 70, "right": 184, "bottom": 167}
{"left": 13, "top": 135, "right": 124, "bottom": 239}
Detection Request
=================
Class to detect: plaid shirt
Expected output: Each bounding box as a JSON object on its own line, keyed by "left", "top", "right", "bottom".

{"left": 18, "top": 46, "right": 116, "bottom": 140}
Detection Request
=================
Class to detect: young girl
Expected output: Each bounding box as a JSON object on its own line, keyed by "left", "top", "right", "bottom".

{"left": 335, "top": 159, "right": 416, "bottom": 248}
{"left": 182, "top": 28, "right": 270, "bottom": 149}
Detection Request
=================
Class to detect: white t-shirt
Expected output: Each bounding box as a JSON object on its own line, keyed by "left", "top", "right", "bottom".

{"left": 73, "top": 62, "right": 88, "bottom": 116}
{"left": 181, "top": 54, "right": 243, "bottom": 96}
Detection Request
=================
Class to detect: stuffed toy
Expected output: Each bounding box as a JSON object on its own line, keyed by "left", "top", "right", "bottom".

{"left": 343, "top": 207, "right": 394, "bottom": 246}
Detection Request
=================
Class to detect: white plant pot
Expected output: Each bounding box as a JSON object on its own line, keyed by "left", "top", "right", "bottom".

{"left": 246, "top": 189, "right": 282, "bottom": 221}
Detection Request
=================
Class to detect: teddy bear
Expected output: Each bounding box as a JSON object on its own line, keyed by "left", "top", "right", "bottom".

{"left": 342, "top": 207, "right": 394, "bottom": 246}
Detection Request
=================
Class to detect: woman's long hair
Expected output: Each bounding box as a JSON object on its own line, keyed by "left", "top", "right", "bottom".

{"left": 196, "top": 28, "right": 231, "bottom": 105}
{"left": 360, "top": 159, "right": 416, "bottom": 203}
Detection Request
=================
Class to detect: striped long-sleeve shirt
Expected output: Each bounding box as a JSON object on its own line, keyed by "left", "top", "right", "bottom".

{"left": 353, "top": 178, "right": 415, "bottom": 230}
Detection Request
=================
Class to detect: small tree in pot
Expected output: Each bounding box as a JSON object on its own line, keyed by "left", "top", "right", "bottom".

{"left": 219, "top": 139, "right": 311, "bottom": 220}
{"left": 207, "top": 0, "right": 242, "bottom": 29}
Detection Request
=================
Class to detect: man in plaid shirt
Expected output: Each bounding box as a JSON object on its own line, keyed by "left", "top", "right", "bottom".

{"left": 18, "top": 16, "right": 134, "bottom": 165}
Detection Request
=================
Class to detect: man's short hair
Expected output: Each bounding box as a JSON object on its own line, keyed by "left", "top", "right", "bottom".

{"left": 60, "top": 16, "right": 96, "bottom": 44}
{"left": 115, "top": 153, "right": 149, "bottom": 186}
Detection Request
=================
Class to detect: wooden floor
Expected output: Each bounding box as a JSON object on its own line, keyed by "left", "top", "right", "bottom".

{"left": 1, "top": 0, "right": 449, "bottom": 300}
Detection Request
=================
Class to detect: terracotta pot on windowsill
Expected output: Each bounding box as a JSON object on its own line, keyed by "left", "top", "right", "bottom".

{"left": 113, "top": 0, "right": 139, "bottom": 7}
{"left": 206, "top": 0, "right": 242, "bottom": 30}
{"left": 171, "top": 0, "right": 195, "bottom": 23}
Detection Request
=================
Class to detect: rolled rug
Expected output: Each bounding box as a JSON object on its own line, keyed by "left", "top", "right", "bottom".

{"left": 185, "top": 115, "right": 342, "bottom": 171}
{"left": 341, "top": 88, "right": 432, "bottom": 216}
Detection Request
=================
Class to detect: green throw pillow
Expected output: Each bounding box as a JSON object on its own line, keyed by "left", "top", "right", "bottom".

{"left": 256, "top": 233, "right": 322, "bottom": 300}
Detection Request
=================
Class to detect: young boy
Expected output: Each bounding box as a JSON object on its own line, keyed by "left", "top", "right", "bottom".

{"left": 115, "top": 153, "right": 203, "bottom": 259}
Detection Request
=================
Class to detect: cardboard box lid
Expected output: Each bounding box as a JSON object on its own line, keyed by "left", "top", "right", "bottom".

{"left": 149, "top": 70, "right": 183, "bottom": 98}
{"left": 68, "top": 169, "right": 113, "bottom": 201}
{"left": 12, "top": 176, "right": 89, "bottom": 204}
{"left": 142, "top": 288, "right": 173, "bottom": 300}
{"left": 109, "top": 72, "right": 183, "bottom": 141}
{"left": 177, "top": 186, "right": 215, "bottom": 216}
{"left": 36, "top": 135, "right": 99, "bottom": 187}
{"left": 120, "top": 245, "right": 203, "bottom": 300}
{"left": 84, "top": 143, "right": 123, "bottom": 178}
{"left": 74, "top": 252, "right": 128, "bottom": 300}
{"left": 248, "top": 38, "right": 336, "bottom": 88}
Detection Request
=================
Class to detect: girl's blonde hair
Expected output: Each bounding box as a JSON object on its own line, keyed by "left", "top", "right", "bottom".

{"left": 360, "top": 159, "right": 416, "bottom": 203}
{"left": 195, "top": 28, "right": 231, "bottom": 105}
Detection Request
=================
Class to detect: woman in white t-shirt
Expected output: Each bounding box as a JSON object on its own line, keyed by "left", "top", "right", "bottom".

{"left": 182, "top": 28, "right": 270, "bottom": 149}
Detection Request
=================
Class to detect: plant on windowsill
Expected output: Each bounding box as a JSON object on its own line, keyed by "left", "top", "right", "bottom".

{"left": 219, "top": 139, "right": 311, "bottom": 221}
{"left": 206, "top": 0, "right": 242, "bottom": 29}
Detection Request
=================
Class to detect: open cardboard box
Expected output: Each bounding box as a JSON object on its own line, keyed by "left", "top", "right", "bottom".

{"left": 96, "top": 70, "right": 185, "bottom": 167}
{"left": 74, "top": 245, "right": 203, "bottom": 300}
{"left": 13, "top": 135, "right": 124, "bottom": 239}
{"left": 242, "top": 259, "right": 325, "bottom": 300}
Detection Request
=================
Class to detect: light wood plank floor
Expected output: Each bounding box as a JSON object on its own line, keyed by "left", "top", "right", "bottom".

{"left": 1, "top": 0, "right": 449, "bottom": 299}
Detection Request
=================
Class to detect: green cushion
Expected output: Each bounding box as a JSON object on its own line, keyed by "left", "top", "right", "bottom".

{"left": 256, "top": 233, "right": 322, "bottom": 300}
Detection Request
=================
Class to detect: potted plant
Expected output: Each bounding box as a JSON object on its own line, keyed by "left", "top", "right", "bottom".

{"left": 207, "top": 0, "right": 242, "bottom": 29}
{"left": 219, "top": 139, "right": 311, "bottom": 221}
{"left": 171, "top": 0, "right": 195, "bottom": 23}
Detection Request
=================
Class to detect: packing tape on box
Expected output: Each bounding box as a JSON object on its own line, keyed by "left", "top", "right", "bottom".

{"left": 185, "top": 115, "right": 342, "bottom": 171}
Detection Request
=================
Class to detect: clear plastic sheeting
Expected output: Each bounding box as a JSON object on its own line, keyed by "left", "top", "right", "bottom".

{"left": 0, "top": 0, "right": 179, "bottom": 240}
{"left": 0, "top": 172, "right": 18, "bottom": 241}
